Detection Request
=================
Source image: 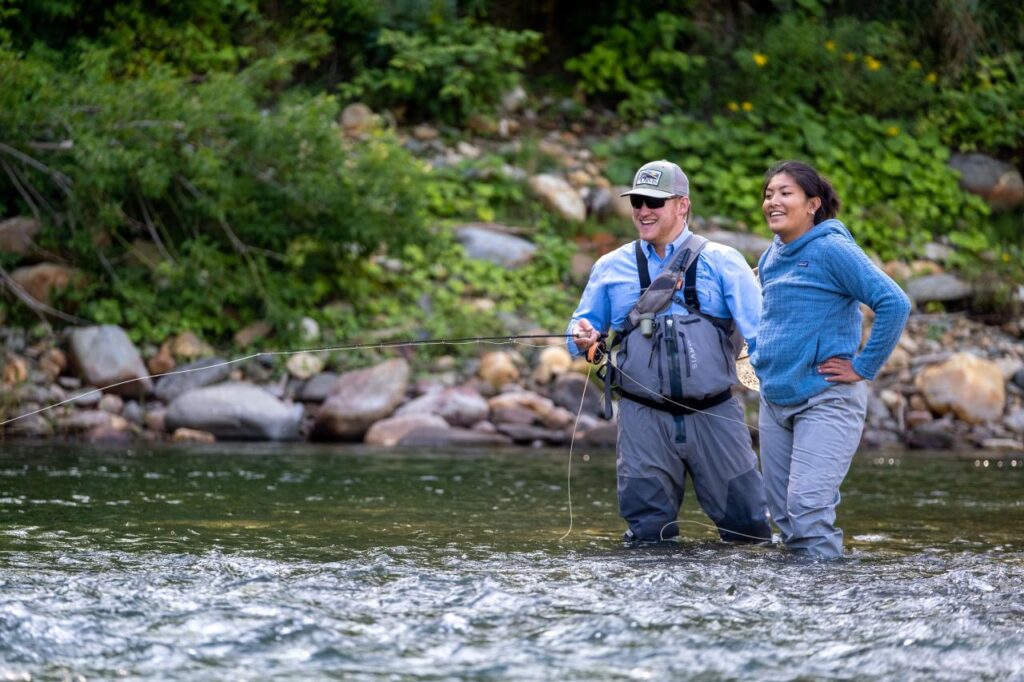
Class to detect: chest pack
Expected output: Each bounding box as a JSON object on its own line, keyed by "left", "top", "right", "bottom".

{"left": 601, "top": 235, "right": 740, "bottom": 416}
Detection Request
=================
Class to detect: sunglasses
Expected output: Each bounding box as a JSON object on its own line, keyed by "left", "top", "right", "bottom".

{"left": 629, "top": 195, "right": 673, "bottom": 209}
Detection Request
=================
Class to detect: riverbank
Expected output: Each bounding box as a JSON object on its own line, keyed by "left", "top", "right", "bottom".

{"left": 2, "top": 307, "right": 1023, "bottom": 452}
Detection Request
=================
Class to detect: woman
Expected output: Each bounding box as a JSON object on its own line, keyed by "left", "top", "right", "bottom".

{"left": 751, "top": 160, "right": 911, "bottom": 559}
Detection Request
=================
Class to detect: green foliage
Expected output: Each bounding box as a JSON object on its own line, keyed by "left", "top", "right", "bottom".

{"left": 721, "top": 15, "right": 936, "bottom": 120}
{"left": 606, "top": 103, "right": 990, "bottom": 261}
{"left": 928, "top": 52, "right": 1024, "bottom": 160}
{"left": 423, "top": 155, "right": 531, "bottom": 223}
{"left": 566, "top": 10, "right": 706, "bottom": 120}
{"left": 343, "top": 18, "right": 542, "bottom": 124}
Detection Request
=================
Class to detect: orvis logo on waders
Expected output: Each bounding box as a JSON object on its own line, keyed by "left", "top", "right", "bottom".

{"left": 599, "top": 234, "right": 740, "bottom": 417}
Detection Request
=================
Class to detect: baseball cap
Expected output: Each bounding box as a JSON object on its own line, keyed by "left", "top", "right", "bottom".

{"left": 620, "top": 160, "right": 690, "bottom": 198}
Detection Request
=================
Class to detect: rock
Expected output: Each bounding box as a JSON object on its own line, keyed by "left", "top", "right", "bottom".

{"left": 905, "top": 274, "right": 972, "bottom": 304}
{"left": 9, "top": 263, "right": 81, "bottom": 305}
{"left": 883, "top": 260, "right": 912, "bottom": 282}
{"left": 923, "top": 242, "right": 953, "bottom": 263}
{"left": 57, "top": 409, "right": 112, "bottom": 433}
{"left": 949, "top": 152, "right": 1024, "bottom": 211}
{"left": 0, "top": 216, "right": 41, "bottom": 255}
{"left": 98, "top": 393, "right": 124, "bottom": 414}
{"left": 2, "top": 354, "right": 28, "bottom": 385}
{"left": 550, "top": 372, "right": 604, "bottom": 419}
{"left": 170, "top": 331, "right": 214, "bottom": 360}
{"left": 165, "top": 381, "right": 302, "bottom": 440}
{"left": 1014, "top": 369, "right": 1024, "bottom": 392}
{"left": 2, "top": 413, "right": 52, "bottom": 438}
{"left": 68, "top": 325, "right": 153, "bottom": 397}
{"left": 365, "top": 413, "right": 450, "bottom": 446}
{"left": 394, "top": 386, "right": 490, "bottom": 427}
{"left": 285, "top": 352, "right": 324, "bottom": 380}
{"left": 532, "top": 346, "right": 573, "bottom": 384}
{"left": 172, "top": 427, "right": 217, "bottom": 444}
{"left": 147, "top": 342, "right": 175, "bottom": 375}
{"left": 341, "top": 103, "right": 376, "bottom": 137}
{"left": 395, "top": 426, "right": 513, "bottom": 447}
{"left": 702, "top": 230, "right": 773, "bottom": 263}
{"left": 233, "top": 321, "right": 272, "bottom": 347}
{"left": 1004, "top": 408, "right": 1024, "bottom": 435}
{"left": 314, "top": 358, "right": 410, "bottom": 440}
{"left": 905, "top": 410, "right": 934, "bottom": 428}
{"left": 980, "top": 437, "right": 1024, "bottom": 450}
{"left": 579, "top": 421, "right": 618, "bottom": 448}
{"left": 528, "top": 173, "right": 587, "bottom": 222}
{"left": 609, "top": 186, "right": 635, "bottom": 219}
{"left": 488, "top": 391, "right": 567, "bottom": 428}
{"left": 153, "top": 357, "right": 231, "bottom": 404}
{"left": 907, "top": 421, "right": 955, "bottom": 449}
{"left": 479, "top": 351, "right": 520, "bottom": 389}
{"left": 295, "top": 372, "right": 338, "bottom": 403}
{"left": 298, "top": 317, "right": 320, "bottom": 343}
{"left": 494, "top": 422, "right": 570, "bottom": 445}
{"left": 916, "top": 353, "right": 1005, "bottom": 424}
{"left": 454, "top": 224, "right": 537, "bottom": 268}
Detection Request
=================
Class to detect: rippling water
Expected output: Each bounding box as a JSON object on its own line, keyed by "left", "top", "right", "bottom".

{"left": 1, "top": 443, "right": 1021, "bottom": 680}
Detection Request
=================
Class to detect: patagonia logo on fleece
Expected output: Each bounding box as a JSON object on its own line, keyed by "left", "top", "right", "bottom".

{"left": 797, "top": 261, "right": 809, "bottom": 267}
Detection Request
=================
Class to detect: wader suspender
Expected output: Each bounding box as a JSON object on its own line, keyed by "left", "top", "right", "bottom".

{"left": 600, "top": 239, "right": 732, "bottom": 417}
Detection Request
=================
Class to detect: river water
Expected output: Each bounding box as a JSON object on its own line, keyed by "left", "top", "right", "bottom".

{"left": 1, "top": 442, "right": 1021, "bottom": 680}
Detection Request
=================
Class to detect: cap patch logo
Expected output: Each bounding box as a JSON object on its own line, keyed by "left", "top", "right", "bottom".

{"left": 636, "top": 170, "right": 662, "bottom": 186}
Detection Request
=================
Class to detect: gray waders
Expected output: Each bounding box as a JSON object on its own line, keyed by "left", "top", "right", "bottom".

{"left": 601, "top": 236, "right": 771, "bottom": 543}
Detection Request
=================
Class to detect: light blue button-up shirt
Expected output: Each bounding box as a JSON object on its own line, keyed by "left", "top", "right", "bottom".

{"left": 566, "top": 227, "right": 761, "bottom": 357}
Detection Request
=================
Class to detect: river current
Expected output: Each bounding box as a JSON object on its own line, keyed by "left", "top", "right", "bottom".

{"left": 1, "top": 443, "right": 1021, "bottom": 680}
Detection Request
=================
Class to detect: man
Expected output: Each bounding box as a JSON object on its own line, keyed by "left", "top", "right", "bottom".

{"left": 568, "top": 159, "right": 771, "bottom": 543}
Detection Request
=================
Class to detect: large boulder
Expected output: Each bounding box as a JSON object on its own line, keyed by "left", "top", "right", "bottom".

{"left": 314, "top": 358, "right": 410, "bottom": 440}
{"left": 915, "top": 353, "right": 1005, "bottom": 424}
{"left": 394, "top": 386, "right": 490, "bottom": 427}
{"left": 949, "top": 153, "right": 1024, "bottom": 211}
{"left": 454, "top": 224, "right": 537, "bottom": 268}
{"left": 153, "top": 357, "right": 231, "bottom": 404}
{"left": 165, "top": 381, "right": 302, "bottom": 440}
{"left": 68, "top": 325, "right": 153, "bottom": 396}
{"left": 528, "top": 173, "right": 587, "bottom": 222}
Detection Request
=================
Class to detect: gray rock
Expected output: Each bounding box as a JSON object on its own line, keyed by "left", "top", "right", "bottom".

{"left": 905, "top": 274, "right": 972, "bottom": 304}
{"left": 396, "top": 425, "right": 513, "bottom": 447}
{"left": 950, "top": 152, "right": 1024, "bottom": 211}
{"left": 165, "top": 381, "right": 302, "bottom": 441}
{"left": 550, "top": 372, "right": 604, "bottom": 419}
{"left": 154, "top": 357, "right": 231, "bottom": 403}
{"left": 454, "top": 224, "right": 537, "bottom": 269}
{"left": 703, "top": 229, "right": 772, "bottom": 262}
{"left": 907, "top": 422, "right": 955, "bottom": 450}
{"left": 295, "top": 372, "right": 339, "bottom": 402}
{"left": 314, "top": 359, "right": 410, "bottom": 440}
{"left": 68, "top": 325, "right": 152, "bottom": 396}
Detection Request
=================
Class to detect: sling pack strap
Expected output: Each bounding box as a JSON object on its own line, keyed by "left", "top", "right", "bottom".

{"left": 618, "top": 387, "right": 732, "bottom": 415}
{"left": 625, "top": 235, "right": 708, "bottom": 335}
{"left": 634, "top": 240, "right": 651, "bottom": 292}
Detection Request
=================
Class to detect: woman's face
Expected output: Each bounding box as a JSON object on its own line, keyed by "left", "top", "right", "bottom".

{"left": 762, "top": 172, "right": 821, "bottom": 243}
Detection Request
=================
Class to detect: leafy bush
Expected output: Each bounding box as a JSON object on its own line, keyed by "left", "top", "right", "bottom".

{"left": 929, "top": 52, "right": 1024, "bottom": 161}
{"left": 342, "top": 18, "right": 542, "bottom": 124}
{"left": 566, "top": 10, "right": 706, "bottom": 120}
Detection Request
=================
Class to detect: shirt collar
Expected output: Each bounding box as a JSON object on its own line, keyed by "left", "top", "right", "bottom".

{"left": 642, "top": 226, "right": 691, "bottom": 259}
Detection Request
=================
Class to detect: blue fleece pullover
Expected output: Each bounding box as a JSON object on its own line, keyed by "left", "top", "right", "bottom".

{"left": 751, "top": 219, "right": 911, "bottom": 405}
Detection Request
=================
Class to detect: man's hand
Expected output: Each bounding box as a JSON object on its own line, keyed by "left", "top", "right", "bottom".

{"left": 572, "top": 319, "right": 601, "bottom": 352}
{"left": 818, "top": 357, "right": 864, "bottom": 383}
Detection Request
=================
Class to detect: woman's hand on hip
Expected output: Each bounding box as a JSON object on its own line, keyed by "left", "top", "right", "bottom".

{"left": 818, "top": 357, "right": 864, "bottom": 383}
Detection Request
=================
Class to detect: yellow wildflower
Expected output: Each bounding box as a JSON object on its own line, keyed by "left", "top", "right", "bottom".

{"left": 910, "top": 59, "right": 922, "bottom": 70}
{"left": 925, "top": 72, "right": 937, "bottom": 84}
{"left": 1002, "top": 253, "right": 1010, "bottom": 263}
{"left": 885, "top": 126, "right": 900, "bottom": 137}
{"left": 843, "top": 52, "right": 856, "bottom": 63}
{"left": 753, "top": 53, "right": 768, "bottom": 67}
{"left": 865, "top": 56, "right": 882, "bottom": 71}
{"left": 824, "top": 40, "right": 836, "bottom": 51}
{"left": 742, "top": 101, "right": 753, "bottom": 112}
{"left": 727, "top": 101, "right": 739, "bottom": 112}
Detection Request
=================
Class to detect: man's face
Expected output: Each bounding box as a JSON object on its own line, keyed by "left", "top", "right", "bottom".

{"left": 632, "top": 195, "right": 688, "bottom": 249}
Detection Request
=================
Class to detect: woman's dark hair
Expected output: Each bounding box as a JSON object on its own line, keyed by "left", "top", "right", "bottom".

{"left": 762, "top": 160, "right": 840, "bottom": 225}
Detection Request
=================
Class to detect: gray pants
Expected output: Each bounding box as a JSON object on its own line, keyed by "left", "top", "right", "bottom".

{"left": 616, "top": 396, "right": 771, "bottom": 543}
{"left": 758, "top": 382, "right": 868, "bottom": 559}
